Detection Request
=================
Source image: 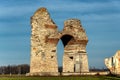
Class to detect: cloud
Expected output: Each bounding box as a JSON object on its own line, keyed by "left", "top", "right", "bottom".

{"left": 0, "top": 22, "right": 30, "bottom": 37}
{"left": 0, "top": 6, "right": 34, "bottom": 18}
{"left": 46, "top": 1, "right": 120, "bottom": 13}
{"left": 0, "top": 0, "right": 120, "bottom": 18}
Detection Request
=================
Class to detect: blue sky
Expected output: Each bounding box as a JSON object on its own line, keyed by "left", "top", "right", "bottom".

{"left": 0, "top": 0, "right": 120, "bottom": 68}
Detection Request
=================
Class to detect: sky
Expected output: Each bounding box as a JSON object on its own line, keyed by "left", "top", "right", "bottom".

{"left": 0, "top": 0, "right": 120, "bottom": 68}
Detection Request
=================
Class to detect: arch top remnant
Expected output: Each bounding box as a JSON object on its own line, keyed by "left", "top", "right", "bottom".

{"left": 28, "top": 7, "right": 89, "bottom": 76}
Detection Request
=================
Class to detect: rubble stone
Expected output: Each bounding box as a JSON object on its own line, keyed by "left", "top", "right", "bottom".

{"left": 105, "top": 50, "right": 120, "bottom": 76}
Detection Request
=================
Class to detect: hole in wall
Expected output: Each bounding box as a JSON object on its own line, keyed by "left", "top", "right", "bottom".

{"left": 69, "top": 56, "right": 73, "bottom": 59}
{"left": 51, "top": 56, "right": 54, "bottom": 58}
{"left": 61, "top": 35, "right": 74, "bottom": 47}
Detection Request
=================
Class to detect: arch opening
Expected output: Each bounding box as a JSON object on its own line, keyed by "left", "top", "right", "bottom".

{"left": 61, "top": 35, "right": 74, "bottom": 47}
{"left": 57, "top": 35, "right": 74, "bottom": 72}
{"left": 57, "top": 40, "right": 64, "bottom": 72}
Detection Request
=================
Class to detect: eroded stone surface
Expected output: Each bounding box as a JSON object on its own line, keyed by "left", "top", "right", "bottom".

{"left": 105, "top": 50, "right": 120, "bottom": 75}
{"left": 29, "top": 7, "right": 89, "bottom": 76}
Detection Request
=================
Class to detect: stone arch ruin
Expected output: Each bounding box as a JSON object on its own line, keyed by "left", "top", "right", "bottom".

{"left": 29, "top": 7, "right": 89, "bottom": 76}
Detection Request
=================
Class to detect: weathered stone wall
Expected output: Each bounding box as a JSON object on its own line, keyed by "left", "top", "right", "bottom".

{"left": 29, "top": 7, "right": 89, "bottom": 76}
{"left": 62, "top": 19, "right": 89, "bottom": 72}
{"left": 105, "top": 50, "right": 120, "bottom": 76}
{"left": 30, "top": 8, "right": 58, "bottom": 73}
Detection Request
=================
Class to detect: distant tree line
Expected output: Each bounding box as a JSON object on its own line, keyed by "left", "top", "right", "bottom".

{"left": 58, "top": 66, "right": 109, "bottom": 72}
{"left": 0, "top": 64, "right": 29, "bottom": 74}
{"left": 0, "top": 65, "right": 109, "bottom": 74}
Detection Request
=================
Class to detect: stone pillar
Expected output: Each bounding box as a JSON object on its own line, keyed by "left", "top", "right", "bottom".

{"left": 62, "top": 19, "right": 89, "bottom": 73}
{"left": 75, "top": 52, "right": 89, "bottom": 72}
{"left": 29, "top": 7, "right": 59, "bottom": 76}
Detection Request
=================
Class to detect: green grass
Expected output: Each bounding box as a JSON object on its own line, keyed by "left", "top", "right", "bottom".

{"left": 0, "top": 76, "right": 120, "bottom": 80}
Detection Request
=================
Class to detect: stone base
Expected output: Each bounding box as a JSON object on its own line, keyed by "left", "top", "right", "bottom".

{"left": 26, "top": 72, "right": 60, "bottom": 76}
{"left": 61, "top": 71, "right": 110, "bottom": 76}
{"left": 26, "top": 71, "right": 110, "bottom": 76}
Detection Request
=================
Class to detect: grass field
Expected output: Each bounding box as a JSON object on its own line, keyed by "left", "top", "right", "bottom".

{"left": 0, "top": 76, "right": 120, "bottom": 80}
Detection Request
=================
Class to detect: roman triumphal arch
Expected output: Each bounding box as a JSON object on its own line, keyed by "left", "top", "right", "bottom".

{"left": 28, "top": 7, "right": 89, "bottom": 76}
